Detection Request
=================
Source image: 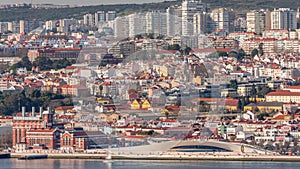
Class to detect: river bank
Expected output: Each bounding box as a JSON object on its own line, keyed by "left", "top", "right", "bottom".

{"left": 9, "top": 152, "right": 300, "bottom": 162}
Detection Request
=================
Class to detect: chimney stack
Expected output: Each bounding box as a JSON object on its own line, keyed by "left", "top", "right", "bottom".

{"left": 22, "top": 107, "right": 26, "bottom": 117}
{"left": 39, "top": 107, "right": 43, "bottom": 116}
{"left": 32, "top": 107, "right": 35, "bottom": 117}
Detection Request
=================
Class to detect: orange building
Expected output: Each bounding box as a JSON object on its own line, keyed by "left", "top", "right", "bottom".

{"left": 53, "top": 84, "right": 89, "bottom": 97}
{"left": 25, "top": 128, "right": 60, "bottom": 149}
{"left": 12, "top": 107, "right": 54, "bottom": 148}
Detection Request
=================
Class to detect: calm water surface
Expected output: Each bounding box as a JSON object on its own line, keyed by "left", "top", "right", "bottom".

{"left": 1, "top": 159, "right": 300, "bottom": 169}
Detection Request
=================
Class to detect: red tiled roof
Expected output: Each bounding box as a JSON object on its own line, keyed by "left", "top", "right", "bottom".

{"left": 27, "top": 128, "right": 57, "bottom": 133}
{"left": 285, "top": 86, "right": 300, "bottom": 89}
{"left": 267, "top": 90, "right": 300, "bottom": 96}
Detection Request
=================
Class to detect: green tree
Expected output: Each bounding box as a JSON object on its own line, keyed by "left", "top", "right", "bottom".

{"left": 251, "top": 48, "right": 259, "bottom": 58}
{"left": 258, "top": 43, "right": 264, "bottom": 56}
{"left": 237, "top": 48, "right": 246, "bottom": 61}
{"left": 229, "top": 79, "right": 238, "bottom": 89}
{"left": 218, "top": 51, "right": 228, "bottom": 57}
{"left": 33, "top": 56, "right": 53, "bottom": 71}
{"left": 250, "top": 84, "right": 257, "bottom": 102}
{"left": 9, "top": 56, "right": 32, "bottom": 71}
{"left": 257, "top": 112, "right": 269, "bottom": 120}
{"left": 52, "top": 58, "right": 72, "bottom": 70}
{"left": 168, "top": 44, "right": 181, "bottom": 51}
{"left": 238, "top": 99, "right": 243, "bottom": 111}
{"left": 257, "top": 86, "right": 271, "bottom": 98}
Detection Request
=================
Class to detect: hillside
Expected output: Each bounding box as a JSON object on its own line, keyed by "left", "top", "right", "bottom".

{"left": 203, "top": 0, "right": 300, "bottom": 10}
{"left": 0, "top": 0, "right": 299, "bottom": 22}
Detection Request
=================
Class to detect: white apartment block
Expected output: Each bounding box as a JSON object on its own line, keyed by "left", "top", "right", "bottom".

{"left": 182, "top": 0, "right": 209, "bottom": 36}
{"left": 246, "top": 10, "right": 265, "bottom": 34}
{"left": 95, "top": 11, "right": 106, "bottom": 26}
{"left": 58, "top": 19, "right": 76, "bottom": 33}
{"left": 0, "top": 22, "right": 12, "bottom": 33}
{"left": 83, "top": 13, "right": 94, "bottom": 26}
{"left": 210, "top": 8, "right": 234, "bottom": 34}
{"left": 166, "top": 5, "right": 182, "bottom": 36}
{"left": 271, "top": 8, "right": 297, "bottom": 30}
{"left": 114, "top": 16, "right": 129, "bottom": 40}
{"left": 146, "top": 11, "right": 167, "bottom": 35}
{"left": 128, "top": 13, "right": 147, "bottom": 37}
{"left": 106, "top": 11, "right": 116, "bottom": 22}
{"left": 193, "top": 12, "right": 208, "bottom": 34}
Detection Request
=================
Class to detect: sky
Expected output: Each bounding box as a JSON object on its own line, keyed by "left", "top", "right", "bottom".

{"left": 0, "top": 0, "right": 169, "bottom": 6}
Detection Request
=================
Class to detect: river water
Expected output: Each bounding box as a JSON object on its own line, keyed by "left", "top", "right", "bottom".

{"left": 1, "top": 159, "right": 300, "bottom": 169}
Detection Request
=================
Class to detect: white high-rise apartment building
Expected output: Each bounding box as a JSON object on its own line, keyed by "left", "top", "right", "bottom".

{"left": 166, "top": 5, "right": 182, "bottom": 36}
{"left": 106, "top": 11, "right": 116, "bottom": 22}
{"left": 182, "top": 0, "right": 209, "bottom": 36}
{"left": 83, "top": 13, "right": 94, "bottom": 26}
{"left": 210, "top": 8, "right": 234, "bottom": 34}
{"left": 145, "top": 11, "right": 167, "bottom": 35}
{"left": 114, "top": 16, "right": 129, "bottom": 40}
{"left": 271, "top": 8, "right": 297, "bottom": 30}
{"left": 58, "top": 19, "right": 76, "bottom": 33}
{"left": 128, "top": 13, "right": 147, "bottom": 37}
{"left": 246, "top": 10, "right": 265, "bottom": 34}
{"left": 193, "top": 12, "right": 208, "bottom": 34}
{"left": 95, "top": 11, "right": 106, "bottom": 26}
{"left": 0, "top": 22, "right": 12, "bottom": 33}
{"left": 45, "top": 20, "right": 56, "bottom": 31}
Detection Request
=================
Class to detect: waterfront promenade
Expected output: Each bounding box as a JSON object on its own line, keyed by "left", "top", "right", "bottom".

{"left": 9, "top": 151, "right": 300, "bottom": 162}
{"left": 8, "top": 140, "right": 300, "bottom": 161}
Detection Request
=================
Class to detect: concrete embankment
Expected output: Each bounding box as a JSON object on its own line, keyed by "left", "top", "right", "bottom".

{"left": 9, "top": 152, "right": 300, "bottom": 162}
{"left": 112, "top": 154, "right": 300, "bottom": 162}
{"left": 11, "top": 153, "right": 106, "bottom": 159}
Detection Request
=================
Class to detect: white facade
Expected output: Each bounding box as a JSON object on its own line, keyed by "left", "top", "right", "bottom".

{"left": 146, "top": 11, "right": 167, "bottom": 35}
{"left": 114, "top": 16, "right": 129, "bottom": 40}
{"left": 128, "top": 13, "right": 147, "bottom": 37}
{"left": 210, "top": 8, "right": 233, "bottom": 34}
{"left": 166, "top": 5, "right": 182, "bottom": 36}
{"left": 193, "top": 12, "right": 208, "bottom": 34}
{"left": 106, "top": 11, "right": 116, "bottom": 22}
{"left": 246, "top": 10, "right": 265, "bottom": 34}
{"left": 271, "top": 8, "right": 297, "bottom": 30}
{"left": 83, "top": 13, "right": 94, "bottom": 26}
{"left": 181, "top": 0, "right": 209, "bottom": 36}
{"left": 95, "top": 11, "right": 106, "bottom": 26}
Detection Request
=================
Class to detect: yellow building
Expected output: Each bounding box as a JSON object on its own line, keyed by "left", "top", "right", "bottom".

{"left": 97, "top": 113, "right": 120, "bottom": 122}
{"left": 131, "top": 99, "right": 151, "bottom": 110}
{"left": 131, "top": 99, "right": 141, "bottom": 110}
{"left": 244, "top": 102, "right": 283, "bottom": 113}
{"left": 96, "top": 97, "right": 114, "bottom": 104}
{"left": 141, "top": 99, "right": 151, "bottom": 109}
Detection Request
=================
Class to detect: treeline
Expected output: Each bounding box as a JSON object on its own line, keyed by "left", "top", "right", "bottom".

{"left": 204, "top": 0, "right": 299, "bottom": 10}
{"left": 0, "top": 89, "right": 73, "bottom": 116}
{"left": 0, "top": 0, "right": 299, "bottom": 22}
{"left": 0, "top": 1, "right": 180, "bottom": 22}
{"left": 10, "top": 56, "right": 75, "bottom": 72}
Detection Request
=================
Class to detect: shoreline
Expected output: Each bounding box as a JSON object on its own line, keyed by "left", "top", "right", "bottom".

{"left": 8, "top": 153, "right": 300, "bottom": 162}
